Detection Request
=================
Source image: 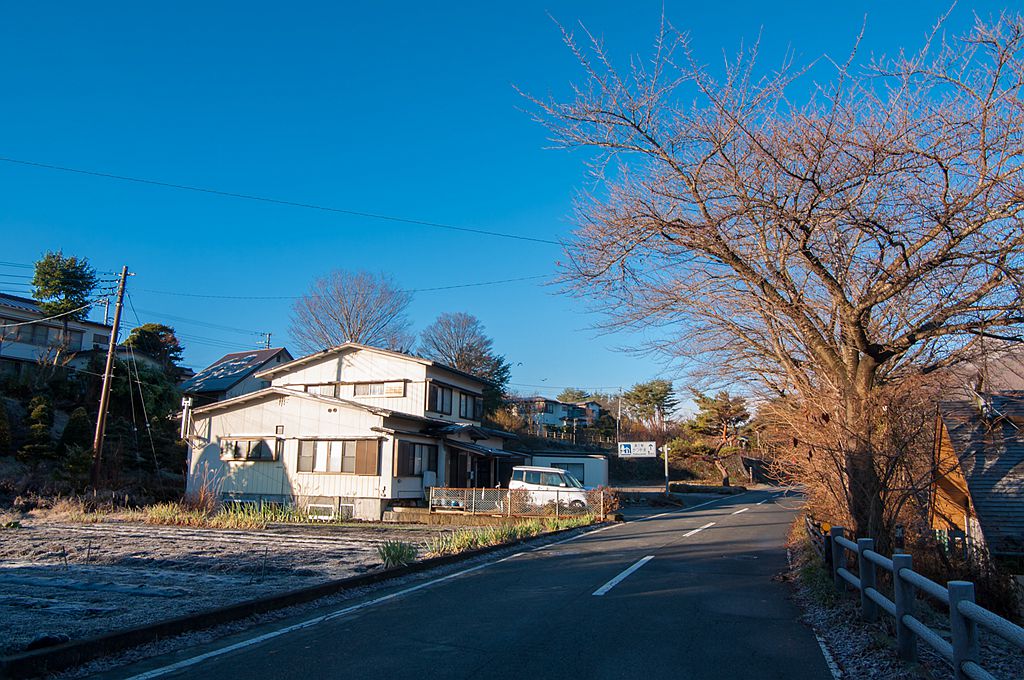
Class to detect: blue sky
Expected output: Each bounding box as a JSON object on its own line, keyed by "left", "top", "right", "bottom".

{"left": 0, "top": 1, "right": 1008, "bottom": 398}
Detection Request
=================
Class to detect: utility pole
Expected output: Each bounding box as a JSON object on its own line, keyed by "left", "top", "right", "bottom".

{"left": 260, "top": 332, "right": 272, "bottom": 349}
{"left": 91, "top": 265, "right": 129, "bottom": 487}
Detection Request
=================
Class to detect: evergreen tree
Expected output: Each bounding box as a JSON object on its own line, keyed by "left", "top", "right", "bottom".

{"left": 124, "top": 323, "right": 185, "bottom": 376}
{"left": 557, "top": 387, "right": 590, "bottom": 403}
{"left": 58, "top": 406, "right": 93, "bottom": 458}
{"left": 31, "top": 251, "right": 98, "bottom": 321}
{"left": 18, "top": 395, "right": 55, "bottom": 461}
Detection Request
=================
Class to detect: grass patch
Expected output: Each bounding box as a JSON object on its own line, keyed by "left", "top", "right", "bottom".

{"left": 132, "top": 501, "right": 345, "bottom": 530}
{"left": 423, "top": 515, "right": 596, "bottom": 557}
{"left": 378, "top": 540, "right": 418, "bottom": 567}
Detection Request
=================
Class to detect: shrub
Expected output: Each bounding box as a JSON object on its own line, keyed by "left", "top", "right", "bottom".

{"left": 378, "top": 540, "right": 418, "bottom": 568}
{"left": 586, "top": 486, "right": 621, "bottom": 516}
{"left": 0, "top": 401, "right": 11, "bottom": 456}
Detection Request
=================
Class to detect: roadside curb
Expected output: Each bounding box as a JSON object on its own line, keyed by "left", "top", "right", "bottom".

{"left": 0, "top": 523, "right": 602, "bottom": 679}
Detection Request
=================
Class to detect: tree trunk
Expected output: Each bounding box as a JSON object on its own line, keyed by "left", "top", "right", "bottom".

{"left": 843, "top": 382, "right": 886, "bottom": 549}
{"left": 714, "top": 458, "right": 730, "bottom": 487}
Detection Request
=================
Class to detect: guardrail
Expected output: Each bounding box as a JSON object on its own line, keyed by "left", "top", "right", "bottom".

{"left": 820, "top": 524, "right": 1024, "bottom": 680}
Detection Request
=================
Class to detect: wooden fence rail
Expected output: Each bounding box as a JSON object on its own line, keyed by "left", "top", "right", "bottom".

{"left": 805, "top": 519, "right": 1024, "bottom": 680}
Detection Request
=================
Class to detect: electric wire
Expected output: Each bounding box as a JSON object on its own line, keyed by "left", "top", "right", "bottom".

{"left": 0, "top": 156, "right": 561, "bottom": 245}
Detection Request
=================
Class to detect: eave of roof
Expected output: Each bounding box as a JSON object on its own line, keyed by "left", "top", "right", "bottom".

{"left": 189, "top": 386, "right": 392, "bottom": 417}
{"left": 253, "top": 342, "right": 491, "bottom": 386}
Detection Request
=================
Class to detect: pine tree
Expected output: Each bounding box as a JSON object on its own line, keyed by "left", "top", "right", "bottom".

{"left": 18, "top": 395, "right": 55, "bottom": 462}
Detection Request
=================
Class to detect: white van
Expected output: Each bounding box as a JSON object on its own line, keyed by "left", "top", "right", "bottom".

{"left": 509, "top": 465, "right": 588, "bottom": 509}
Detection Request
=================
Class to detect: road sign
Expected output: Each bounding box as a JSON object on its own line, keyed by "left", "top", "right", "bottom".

{"left": 617, "top": 441, "right": 657, "bottom": 458}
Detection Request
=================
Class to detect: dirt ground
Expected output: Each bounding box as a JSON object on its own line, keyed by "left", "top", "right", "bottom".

{"left": 0, "top": 519, "right": 441, "bottom": 656}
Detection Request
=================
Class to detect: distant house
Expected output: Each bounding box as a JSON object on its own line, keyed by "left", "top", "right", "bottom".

{"left": 509, "top": 397, "right": 604, "bottom": 430}
{"left": 181, "top": 343, "right": 522, "bottom": 521}
{"left": 0, "top": 293, "right": 112, "bottom": 377}
{"left": 932, "top": 393, "right": 1024, "bottom": 558}
{"left": 180, "top": 348, "right": 293, "bottom": 405}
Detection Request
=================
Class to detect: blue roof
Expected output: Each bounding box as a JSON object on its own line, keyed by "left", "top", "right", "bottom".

{"left": 180, "top": 347, "right": 291, "bottom": 394}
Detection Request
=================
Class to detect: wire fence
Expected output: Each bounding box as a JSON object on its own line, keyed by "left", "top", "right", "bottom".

{"left": 805, "top": 519, "right": 1024, "bottom": 680}
{"left": 429, "top": 487, "right": 606, "bottom": 520}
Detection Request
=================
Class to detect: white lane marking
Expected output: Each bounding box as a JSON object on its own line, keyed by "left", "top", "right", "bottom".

{"left": 125, "top": 521, "right": 621, "bottom": 678}
{"left": 814, "top": 633, "right": 843, "bottom": 679}
{"left": 632, "top": 491, "right": 752, "bottom": 522}
{"left": 756, "top": 499, "right": 768, "bottom": 505}
{"left": 124, "top": 557, "right": 501, "bottom": 679}
{"left": 592, "top": 555, "right": 655, "bottom": 596}
{"left": 731, "top": 507, "right": 749, "bottom": 515}
{"left": 683, "top": 522, "right": 715, "bottom": 537}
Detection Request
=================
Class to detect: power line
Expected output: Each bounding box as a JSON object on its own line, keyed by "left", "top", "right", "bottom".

{"left": 132, "top": 307, "right": 263, "bottom": 336}
{"left": 139, "top": 274, "right": 548, "bottom": 300}
{"left": 0, "top": 156, "right": 561, "bottom": 246}
{"left": 0, "top": 301, "right": 97, "bottom": 328}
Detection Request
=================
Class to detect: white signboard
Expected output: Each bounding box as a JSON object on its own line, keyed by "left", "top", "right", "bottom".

{"left": 617, "top": 441, "right": 657, "bottom": 458}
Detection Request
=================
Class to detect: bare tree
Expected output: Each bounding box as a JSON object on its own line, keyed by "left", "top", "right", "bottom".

{"left": 418, "top": 312, "right": 512, "bottom": 413}
{"left": 528, "top": 13, "right": 1024, "bottom": 539}
{"left": 289, "top": 270, "right": 413, "bottom": 353}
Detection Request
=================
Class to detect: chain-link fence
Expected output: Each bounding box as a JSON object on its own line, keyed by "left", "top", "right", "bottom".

{"left": 429, "top": 487, "right": 606, "bottom": 519}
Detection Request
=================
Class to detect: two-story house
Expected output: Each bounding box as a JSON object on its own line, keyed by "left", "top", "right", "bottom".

{"left": 0, "top": 293, "right": 113, "bottom": 377}
{"left": 181, "top": 342, "right": 522, "bottom": 520}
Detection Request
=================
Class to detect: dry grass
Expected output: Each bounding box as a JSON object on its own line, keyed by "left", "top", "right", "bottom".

{"left": 423, "top": 515, "right": 596, "bottom": 557}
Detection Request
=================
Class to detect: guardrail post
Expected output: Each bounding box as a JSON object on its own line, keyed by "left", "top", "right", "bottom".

{"left": 600, "top": 488, "right": 606, "bottom": 521}
{"left": 892, "top": 554, "right": 917, "bottom": 662}
{"left": 857, "top": 538, "right": 878, "bottom": 622}
{"left": 829, "top": 527, "right": 846, "bottom": 594}
{"left": 949, "top": 581, "right": 979, "bottom": 680}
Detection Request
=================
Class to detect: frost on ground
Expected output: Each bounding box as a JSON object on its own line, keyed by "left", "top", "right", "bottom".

{"left": 788, "top": 531, "right": 1024, "bottom": 680}
{"left": 0, "top": 519, "right": 436, "bottom": 656}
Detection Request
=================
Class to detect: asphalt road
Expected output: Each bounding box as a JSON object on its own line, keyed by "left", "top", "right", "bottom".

{"left": 102, "top": 489, "right": 832, "bottom": 680}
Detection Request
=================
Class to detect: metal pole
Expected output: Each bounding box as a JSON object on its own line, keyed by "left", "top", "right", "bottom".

{"left": 829, "top": 527, "right": 846, "bottom": 594}
{"left": 663, "top": 444, "right": 671, "bottom": 493}
{"left": 91, "top": 265, "right": 128, "bottom": 487}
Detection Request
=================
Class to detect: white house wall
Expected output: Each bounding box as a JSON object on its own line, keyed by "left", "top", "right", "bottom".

{"left": 187, "top": 393, "right": 393, "bottom": 519}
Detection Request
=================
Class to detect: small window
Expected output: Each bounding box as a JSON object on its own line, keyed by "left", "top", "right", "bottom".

{"left": 525, "top": 470, "right": 542, "bottom": 485}
{"left": 221, "top": 438, "right": 276, "bottom": 461}
{"left": 428, "top": 384, "right": 452, "bottom": 415}
{"left": 307, "top": 384, "right": 338, "bottom": 397}
{"left": 354, "top": 382, "right": 405, "bottom": 397}
{"left": 511, "top": 469, "right": 524, "bottom": 482}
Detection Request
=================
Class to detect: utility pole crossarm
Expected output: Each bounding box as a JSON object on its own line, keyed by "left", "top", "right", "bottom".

{"left": 91, "top": 265, "right": 129, "bottom": 487}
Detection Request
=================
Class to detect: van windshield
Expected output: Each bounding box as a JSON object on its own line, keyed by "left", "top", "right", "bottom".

{"left": 562, "top": 472, "right": 584, "bottom": 489}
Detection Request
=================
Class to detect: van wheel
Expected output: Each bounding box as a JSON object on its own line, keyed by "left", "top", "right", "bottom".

{"left": 569, "top": 500, "right": 586, "bottom": 511}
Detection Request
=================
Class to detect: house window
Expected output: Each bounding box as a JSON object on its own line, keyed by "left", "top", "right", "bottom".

{"left": 306, "top": 384, "right": 338, "bottom": 397}
{"left": 354, "top": 381, "right": 405, "bottom": 397}
{"left": 428, "top": 384, "right": 452, "bottom": 415}
{"left": 458, "top": 393, "right": 485, "bottom": 420}
{"left": 93, "top": 333, "right": 110, "bottom": 348}
{"left": 221, "top": 438, "right": 277, "bottom": 461}
{"left": 397, "top": 441, "right": 438, "bottom": 476}
{"left": 297, "top": 439, "right": 379, "bottom": 475}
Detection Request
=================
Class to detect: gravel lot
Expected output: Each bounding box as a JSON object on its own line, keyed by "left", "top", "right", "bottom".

{"left": 0, "top": 519, "right": 440, "bottom": 656}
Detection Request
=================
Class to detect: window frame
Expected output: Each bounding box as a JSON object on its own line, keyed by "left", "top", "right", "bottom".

{"left": 427, "top": 384, "right": 453, "bottom": 415}
{"left": 296, "top": 438, "right": 380, "bottom": 475}
{"left": 220, "top": 437, "right": 278, "bottom": 462}
{"left": 396, "top": 441, "right": 439, "bottom": 477}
